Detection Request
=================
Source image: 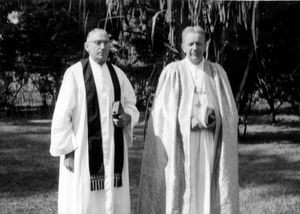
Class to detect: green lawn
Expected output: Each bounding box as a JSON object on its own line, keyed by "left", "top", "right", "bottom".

{"left": 1, "top": 114, "right": 300, "bottom": 214}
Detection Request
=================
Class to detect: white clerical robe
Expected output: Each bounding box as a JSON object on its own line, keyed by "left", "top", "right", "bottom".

{"left": 185, "top": 58, "right": 221, "bottom": 214}
{"left": 137, "top": 58, "right": 239, "bottom": 214}
{"left": 50, "top": 57, "right": 140, "bottom": 214}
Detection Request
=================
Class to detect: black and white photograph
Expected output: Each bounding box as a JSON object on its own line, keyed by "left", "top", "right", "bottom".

{"left": 1, "top": 0, "right": 300, "bottom": 214}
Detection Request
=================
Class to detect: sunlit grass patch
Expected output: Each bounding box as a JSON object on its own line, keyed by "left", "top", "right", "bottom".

{"left": 239, "top": 115, "right": 300, "bottom": 214}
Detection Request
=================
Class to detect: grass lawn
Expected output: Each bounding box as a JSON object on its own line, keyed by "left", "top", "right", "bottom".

{"left": 0, "top": 120, "right": 57, "bottom": 213}
{"left": 1, "top": 114, "right": 300, "bottom": 214}
{"left": 239, "top": 114, "right": 300, "bottom": 214}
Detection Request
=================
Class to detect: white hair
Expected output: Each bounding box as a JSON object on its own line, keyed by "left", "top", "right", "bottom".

{"left": 182, "top": 26, "right": 206, "bottom": 43}
{"left": 86, "top": 28, "right": 109, "bottom": 42}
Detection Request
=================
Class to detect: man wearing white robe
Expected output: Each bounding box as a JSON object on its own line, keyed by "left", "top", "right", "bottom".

{"left": 50, "top": 28, "right": 139, "bottom": 214}
{"left": 138, "top": 26, "right": 239, "bottom": 214}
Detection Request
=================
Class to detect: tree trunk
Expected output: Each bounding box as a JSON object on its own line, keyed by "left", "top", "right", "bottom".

{"left": 266, "top": 97, "right": 277, "bottom": 123}
{"left": 235, "top": 49, "right": 254, "bottom": 109}
{"left": 270, "top": 103, "right": 276, "bottom": 123}
{"left": 271, "top": 111, "right": 276, "bottom": 123}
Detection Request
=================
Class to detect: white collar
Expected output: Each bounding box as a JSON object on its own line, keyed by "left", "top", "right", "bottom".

{"left": 184, "top": 57, "right": 205, "bottom": 78}
{"left": 89, "top": 56, "right": 106, "bottom": 68}
{"left": 185, "top": 57, "right": 204, "bottom": 69}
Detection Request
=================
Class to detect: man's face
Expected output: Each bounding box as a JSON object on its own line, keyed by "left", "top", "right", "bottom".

{"left": 181, "top": 32, "right": 206, "bottom": 65}
{"left": 84, "top": 30, "right": 110, "bottom": 65}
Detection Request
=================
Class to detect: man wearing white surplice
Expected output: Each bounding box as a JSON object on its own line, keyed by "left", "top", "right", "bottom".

{"left": 50, "top": 28, "right": 139, "bottom": 214}
{"left": 138, "top": 26, "right": 239, "bottom": 214}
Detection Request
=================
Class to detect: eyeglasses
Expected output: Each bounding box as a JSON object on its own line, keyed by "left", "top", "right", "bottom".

{"left": 87, "top": 40, "right": 109, "bottom": 46}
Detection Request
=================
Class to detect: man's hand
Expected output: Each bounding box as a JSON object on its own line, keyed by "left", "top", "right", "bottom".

{"left": 113, "top": 112, "right": 131, "bottom": 128}
{"left": 206, "top": 112, "right": 216, "bottom": 130}
{"left": 64, "top": 151, "right": 74, "bottom": 172}
{"left": 191, "top": 110, "right": 216, "bottom": 130}
{"left": 191, "top": 117, "right": 200, "bottom": 130}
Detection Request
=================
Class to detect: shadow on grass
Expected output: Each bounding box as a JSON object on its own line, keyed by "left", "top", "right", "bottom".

{"left": 0, "top": 167, "right": 58, "bottom": 196}
{"left": 0, "top": 121, "right": 58, "bottom": 198}
{"left": 0, "top": 120, "right": 51, "bottom": 137}
{"left": 239, "top": 115, "right": 300, "bottom": 202}
{"left": 241, "top": 130, "right": 300, "bottom": 144}
{"left": 246, "top": 114, "right": 300, "bottom": 126}
{"left": 239, "top": 149, "right": 300, "bottom": 196}
{"left": 0, "top": 119, "right": 52, "bottom": 127}
{"left": 239, "top": 116, "right": 300, "bottom": 144}
{"left": 1, "top": 131, "right": 51, "bottom": 136}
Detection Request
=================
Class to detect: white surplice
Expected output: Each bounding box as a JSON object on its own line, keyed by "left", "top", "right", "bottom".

{"left": 137, "top": 58, "right": 239, "bottom": 214}
{"left": 50, "top": 57, "right": 140, "bottom": 214}
{"left": 185, "top": 58, "right": 221, "bottom": 214}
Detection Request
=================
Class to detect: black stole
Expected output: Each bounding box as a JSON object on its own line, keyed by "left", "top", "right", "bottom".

{"left": 81, "top": 58, "right": 124, "bottom": 191}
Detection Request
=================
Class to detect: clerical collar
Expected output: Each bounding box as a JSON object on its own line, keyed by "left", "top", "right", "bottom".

{"left": 184, "top": 57, "right": 205, "bottom": 79}
{"left": 184, "top": 57, "right": 206, "bottom": 94}
{"left": 89, "top": 56, "right": 106, "bottom": 68}
{"left": 185, "top": 57, "right": 204, "bottom": 71}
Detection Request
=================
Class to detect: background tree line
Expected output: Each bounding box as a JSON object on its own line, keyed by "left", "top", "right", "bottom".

{"left": 1, "top": 0, "right": 300, "bottom": 122}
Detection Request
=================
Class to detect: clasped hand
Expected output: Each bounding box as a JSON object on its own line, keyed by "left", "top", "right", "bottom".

{"left": 112, "top": 101, "right": 131, "bottom": 128}
{"left": 113, "top": 112, "right": 131, "bottom": 128}
{"left": 191, "top": 107, "right": 216, "bottom": 131}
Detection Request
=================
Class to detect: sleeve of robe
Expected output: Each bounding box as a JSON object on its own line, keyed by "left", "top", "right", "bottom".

{"left": 212, "top": 62, "right": 239, "bottom": 214}
{"left": 114, "top": 65, "right": 140, "bottom": 148}
{"left": 137, "top": 62, "right": 182, "bottom": 214}
{"left": 50, "top": 68, "right": 78, "bottom": 157}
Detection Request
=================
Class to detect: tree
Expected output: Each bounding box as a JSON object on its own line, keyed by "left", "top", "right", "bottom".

{"left": 2, "top": 0, "right": 300, "bottom": 122}
{"left": 254, "top": 1, "right": 300, "bottom": 122}
{"left": 0, "top": 1, "right": 84, "bottom": 115}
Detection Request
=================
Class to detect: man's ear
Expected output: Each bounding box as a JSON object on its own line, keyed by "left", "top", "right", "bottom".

{"left": 84, "top": 42, "right": 89, "bottom": 53}
{"left": 203, "top": 41, "right": 208, "bottom": 58}
{"left": 181, "top": 43, "right": 185, "bottom": 54}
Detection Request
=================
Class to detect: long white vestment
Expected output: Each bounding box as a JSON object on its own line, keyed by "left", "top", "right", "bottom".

{"left": 186, "top": 58, "right": 221, "bottom": 214}
{"left": 138, "top": 58, "right": 238, "bottom": 214}
{"left": 50, "top": 57, "right": 140, "bottom": 214}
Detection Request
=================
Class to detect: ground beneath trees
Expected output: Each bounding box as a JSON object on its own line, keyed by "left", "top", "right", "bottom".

{"left": 0, "top": 114, "right": 300, "bottom": 214}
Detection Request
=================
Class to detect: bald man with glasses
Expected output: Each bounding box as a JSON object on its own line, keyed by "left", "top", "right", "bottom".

{"left": 50, "top": 28, "right": 139, "bottom": 214}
